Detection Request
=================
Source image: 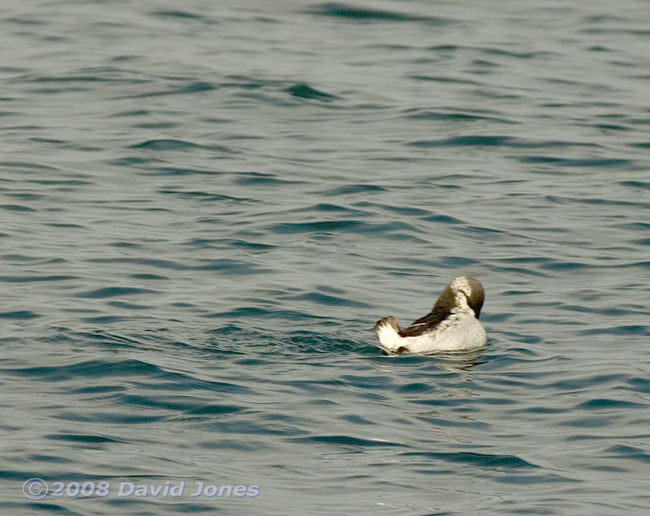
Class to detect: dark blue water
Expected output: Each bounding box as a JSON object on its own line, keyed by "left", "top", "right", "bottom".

{"left": 1, "top": 1, "right": 649, "bottom": 514}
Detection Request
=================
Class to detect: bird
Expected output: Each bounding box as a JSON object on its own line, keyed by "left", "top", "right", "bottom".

{"left": 375, "top": 275, "right": 486, "bottom": 355}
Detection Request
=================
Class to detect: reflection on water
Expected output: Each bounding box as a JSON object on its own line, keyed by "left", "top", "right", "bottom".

{"left": 433, "top": 349, "right": 486, "bottom": 372}
{"left": 379, "top": 346, "right": 485, "bottom": 372}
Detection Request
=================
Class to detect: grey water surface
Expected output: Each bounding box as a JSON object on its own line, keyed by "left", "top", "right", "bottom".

{"left": 1, "top": 1, "right": 649, "bottom": 514}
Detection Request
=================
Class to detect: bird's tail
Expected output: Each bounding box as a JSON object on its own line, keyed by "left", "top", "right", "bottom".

{"left": 375, "top": 316, "right": 403, "bottom": 352}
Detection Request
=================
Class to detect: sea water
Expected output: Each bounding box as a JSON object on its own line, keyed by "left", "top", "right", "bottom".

{"left": 1, "top": 1, "right": 649, "bottom": 514}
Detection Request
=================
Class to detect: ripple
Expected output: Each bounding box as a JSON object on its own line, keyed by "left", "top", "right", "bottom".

{"left": 76, "top": 287, "right": 157, "bottom": 299}
{"left": 291, "top": 435, "right": 404, "bottom": 447}
{"left": 45, "top": 434, "right": 123, "bottom": 444}
{"left": 282, "top": 292, "right": 371, "bottom": 308}
{"left": 233, "top": 172, "right": 303, "bottom": 187}
{"left": 130, "top": 139, "right": 211, "bottom": 151}
{"left": 0, "top": 310, "right": 40, "bottom": 319}
{"left": 408, "top": 108, "right": 514, "bottom": 123}
{"left": 186, "top": 404, "right": 245, "bottom": 416}
{"left": 605, "top": 444, "right": 650, "bottom": 464}
{"left": 578, "top": 325, "right": 649, "bottom": 336}
{"left": 0, "top": 203, "right": 35, "bottom": 212}
{"left": 402, "top": 451, "right": 538, "bottom": 469}
{"left": 619, "top": 180, "right": 650, "bottom": 190}
{"left": 307, "top": 3, "right": 455, "bottom": 25}
{"left": 576, "top": 398, "right": 647, "bottom": 410}
{"left": 320, "top": 184, "right": 387, "bottom": 196}
{"left": 86, "top": 257, "right": 269, "bottom": 275}
{"left": 56, "top": 410, "right": 167, "bottom": 424}
{"left": 151, "top": 9, "right": 207, "bottom": 20}
{"left": 159, "top": 188, "right": 252, "bottom": 203}
{"left": 206, "top": 307, "right": 325, "bottom": 322}
{"left": 285, "top": 83, "right": 337, "bottom": 101}
{"left": 409, "top": 135, "right": 597, "bottom": 148}
{"left": 5, "top": 359, "right": 162, "bottom": 381}
{"left": 0, "top": 274, "right": 75, "bottom": 283}
{"left": 268, "top": 219, "right": 416, "bottom": 235}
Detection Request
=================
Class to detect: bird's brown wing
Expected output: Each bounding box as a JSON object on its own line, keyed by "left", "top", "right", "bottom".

{"left": 399, "top": 306, "right": 452, "bottom": 337}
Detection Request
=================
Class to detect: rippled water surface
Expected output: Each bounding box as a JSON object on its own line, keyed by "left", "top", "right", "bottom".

{"left": 2, "top": 1, "right": 649, "bottom": 514}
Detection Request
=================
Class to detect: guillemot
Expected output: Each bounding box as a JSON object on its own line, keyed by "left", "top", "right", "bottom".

{"left": 375, "top": 275, "right": 486, "bottom": 354}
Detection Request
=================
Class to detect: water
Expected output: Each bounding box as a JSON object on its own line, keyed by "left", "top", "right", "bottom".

{"left": 1, "top": 0, "right": 649, "bottom": 514}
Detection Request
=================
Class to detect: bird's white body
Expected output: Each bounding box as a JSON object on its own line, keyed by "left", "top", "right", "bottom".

{"left": 375, "top": 276, "right": 487, "bottom": 355}
{"left": 376, "top": 310, "right": 486, "bottom": 353}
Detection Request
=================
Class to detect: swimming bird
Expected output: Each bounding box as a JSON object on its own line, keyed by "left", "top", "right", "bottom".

{"left": 375, "top": 275, "right": 486, "bottom": 354}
